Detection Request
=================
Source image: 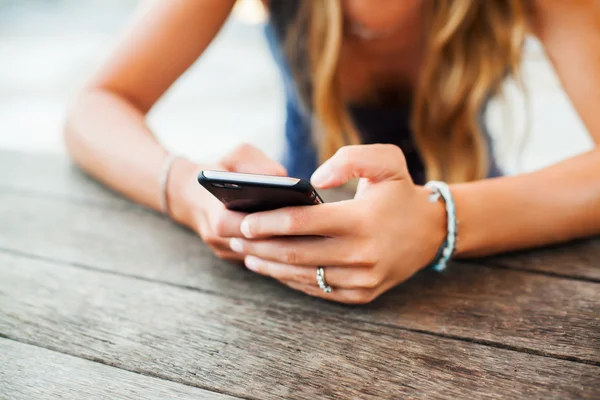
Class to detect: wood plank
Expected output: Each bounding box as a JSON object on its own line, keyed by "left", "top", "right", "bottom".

{"left": 1, "top": 150, "right": 598, "bottom": 280}
{"left": 1, "top": 192, "right": 598, "bottom": 363}
{"left": 0, "top": 338, "right": 235, "bottom": 400}
{"left": 0, "top": 150, "right": 134, "bottom": 209}
{"left": 0, "top": 149, "right": 351, "bottom": 206}
{"left": 482, "top": 238, "right": 600, "bottom": 282}
{"left": 1, "top": 253, "right": 597, "bottom": 400}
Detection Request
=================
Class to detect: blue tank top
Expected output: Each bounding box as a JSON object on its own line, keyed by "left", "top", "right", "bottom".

{"left": 264, "top": 2, "right": 502, "bottom": 183}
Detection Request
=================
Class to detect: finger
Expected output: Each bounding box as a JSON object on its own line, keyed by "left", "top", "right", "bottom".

{"left": 244, "top": 256, "right": 380, "bottom": 289}
{"left": 208, "top": 238, "right": 237, "bottom": 252}
{"left": 204, "top": 236, "right": 245, "bottom": 259}
{"left": 208, "top": 208, "right": 248, "bottom": 238}
{"left": 230, "top": 237, "right": 366, "bottom": 267}
{"left": 310, "top": 144, "right": 410, "bottom": 189}
{"left": 214, "top": 249, "right": 246, "bottom": 262}
{"left": 240, "top": 201, "right": 358, "bottom": 239}
{"left": 198, "top": 193, "right": 247, "bottom": 238}
{"left": 200, "top": 223, "right": 245, "bottom": 260}
{"left": 285, "top": 282, "right": 377, "bottom": 304}
{"left": 221, "top": 143, "right": 287, "bottom": 176}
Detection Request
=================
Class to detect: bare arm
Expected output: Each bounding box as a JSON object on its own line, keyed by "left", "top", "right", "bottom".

{"left": 64, "top": 0, "right": 236, "bottom": 227}
{"left": 452, "top": 151, "right": 600, "bottom": 257}
{"left": 453, "top": 1, "right": 600, "bottom": 257}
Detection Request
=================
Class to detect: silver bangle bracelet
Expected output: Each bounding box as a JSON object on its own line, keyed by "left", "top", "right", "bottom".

{"left": 159, "top": 154, "right": 180, "bottom": 217}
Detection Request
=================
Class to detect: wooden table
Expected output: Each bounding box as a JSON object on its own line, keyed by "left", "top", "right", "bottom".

{"left": 1, "top": 151, "right": 598, "bottom": 399}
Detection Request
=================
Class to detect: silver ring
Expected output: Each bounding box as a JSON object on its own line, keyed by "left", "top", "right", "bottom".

{"left": 316, "top": 267, "right": 332, "bottom": 293}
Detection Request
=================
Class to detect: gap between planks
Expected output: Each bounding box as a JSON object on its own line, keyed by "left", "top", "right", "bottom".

{"left": 1, "top": 246, "right": 597, "bottom": 368}
{"left": 0, "top": 337, "right": 243, "bottom": 400}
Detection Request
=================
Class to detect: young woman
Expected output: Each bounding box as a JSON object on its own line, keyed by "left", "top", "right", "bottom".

{"left": 65, "top": 0, "right": 600, "bottom": 304}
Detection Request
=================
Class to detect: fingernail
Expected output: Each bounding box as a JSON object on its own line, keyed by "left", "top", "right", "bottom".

{"left": 240, "top": 218, "right": 253, "bottom": 238}
{"left": 245, "top": 255, "right": 261, "bottom": 271}
{"left": 310, "top": 164, "right": 332, "bottom": 187}
{"left": 229, "top": 238, "right": 244, "bottom": 253}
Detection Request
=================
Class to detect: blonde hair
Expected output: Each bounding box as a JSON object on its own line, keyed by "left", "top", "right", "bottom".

{"left": 284, "top": 0, "right": 528, "bottom": 183}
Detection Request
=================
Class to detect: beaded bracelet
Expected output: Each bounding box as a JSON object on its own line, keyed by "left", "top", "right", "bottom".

{"left": 424, "top": 180, "right": 457, "bottom": 272}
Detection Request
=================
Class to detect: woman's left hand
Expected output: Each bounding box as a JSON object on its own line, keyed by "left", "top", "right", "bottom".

{"left": 229, "top": 144, "right": 447, "bottom": 304}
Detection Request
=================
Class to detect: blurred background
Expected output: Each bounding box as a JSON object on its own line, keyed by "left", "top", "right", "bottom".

{"left": 0, "top": 0, "right": 593, "bottom": 174}
{"left": 0, "top": 0, "right": 285, "bottom": 164}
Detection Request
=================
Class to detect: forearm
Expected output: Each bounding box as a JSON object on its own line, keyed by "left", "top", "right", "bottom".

{"left": 64, "top": 89, "right": 208, "bottom": 228}
{"left": 452, "top": 149, "right": 600, "bottom": 258}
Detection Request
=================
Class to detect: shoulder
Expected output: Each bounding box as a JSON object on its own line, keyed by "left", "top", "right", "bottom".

{"left": 530, "top": 1, "right": 599, "bottom": 43}
{"left": 531, "top": 0, "right": 600, "bottom": 140}
{"left": 531, "top": 0, "right": 598, "bottom": 18}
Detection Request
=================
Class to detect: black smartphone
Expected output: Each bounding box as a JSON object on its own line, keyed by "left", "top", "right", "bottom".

{"left": 198, "top": 170, "right": 324, "bottom": 213}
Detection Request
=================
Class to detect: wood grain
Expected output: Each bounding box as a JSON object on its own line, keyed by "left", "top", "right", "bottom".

{"left": 0, "top": 338, "right": 235, "bottom": 400}
{"left": 0, "top": 149, "right": 352, "bottom": 207}
{"left": 1, "top": 150, "right": 598, "bottom": 280}
{"left": 1, "top": 252, "right": 598, "bottom": 400}
{"left": 0, "top": 150, "right": 135, "bottom": 210}
{"left": 0, "top": 192, "right": 598, "bottom": 363}
{"left": 481, "top": 239, "right": 600, "bottom": 282}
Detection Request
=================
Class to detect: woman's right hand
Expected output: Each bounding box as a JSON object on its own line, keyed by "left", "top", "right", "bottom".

{"left": 172, "top": 144, "right": 287, "bottom": 262}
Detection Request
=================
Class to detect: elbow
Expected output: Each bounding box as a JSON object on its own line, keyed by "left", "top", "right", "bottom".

{"left": 63, "top": 91, "right": 86, "bottom": 166}
{"left": 63, "top": 83, "right": 151, "bottom": 172}
{"left": 62, "top": 86, "right": 104, "bottom": 169}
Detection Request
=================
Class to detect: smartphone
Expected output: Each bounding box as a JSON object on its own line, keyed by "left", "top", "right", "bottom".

{"left": 198, "top": 170, "right": 324, "bottom": 213}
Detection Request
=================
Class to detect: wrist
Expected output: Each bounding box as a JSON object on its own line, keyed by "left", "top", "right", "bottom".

{"left": 414, "top": 185, "right": 447, "bottom": 270}
{"left": 421, "top": 182, "right": 457, "bottom": 271}
{"left": 166, "top": 158, "right": 207, "bottom": 230}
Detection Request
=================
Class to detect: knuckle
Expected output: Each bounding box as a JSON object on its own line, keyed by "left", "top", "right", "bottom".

{"left": 364, "top": 291, "right": 379, "bottom": 304}
{"left": 281, "top": 248, "right": 299, "bottom": 265}
{"left": 230, "top": 143, "right": 252, "bottom": 154}
{"left": 211, "top": 211, "right": 229, "bottom": 237}
{"left": 342, "top": 249, "right": 361, "bottom": 265}
{"left": 232, "top": 142, "right": 254, "bottom": 156}
{"left": 282, "top": 268, "right": 310, "bottom": 285}
{"left": 342, "top": 245, "right": 375, "bottom": 266}
{"left": 361, "top": 272, "right": 383, "bottom": 289}
{"left": 364, "top": 252, "right": 378, "bottom": 268}
{"left": 381, "top": 143, "right": 402, "bottom": 155}
{"left": 284, "top": 208, "right": 309, "bottom": 234}
{"left": 220, "top": 143, "right": 254, "bottom": 168}
{"left": 347, "top": 290, "right": 376, "bottom": 305}
{"left": 383, "top": 144, "right": 406, "bottom": 168}
{"left": 350, "top": 207, "right": 371, "bottom": 231}
{"left": 299, "top": 270, "right": 315, "bottom": 285}
{"left": 335, "top": 146, "right": 354, "bottom": 166}
{"left": 237, "top": 142, "right": 255, "bottom": 152}
{"left": 359, "top": 241, "right": 378, "bottom": 266}
{"left": 203, "top": 233, "right": 221, "bottom": 246}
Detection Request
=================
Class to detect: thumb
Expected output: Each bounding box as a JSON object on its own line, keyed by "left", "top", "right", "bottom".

{"left": 220, "top": 143, "right": 287, "bottom": 176}
{"left": 310, "top": 144, "right": 409, "bottom": 189}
